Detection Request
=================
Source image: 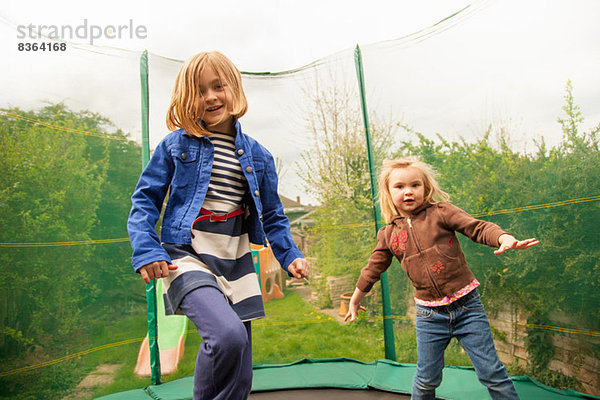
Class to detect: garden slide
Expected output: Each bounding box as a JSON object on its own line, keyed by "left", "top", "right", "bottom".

{"left": 134, "top": 279, "right": 188, "bottom": 376}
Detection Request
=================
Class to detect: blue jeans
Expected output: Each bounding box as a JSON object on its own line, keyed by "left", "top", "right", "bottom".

{"left": 412, "top": 289, "right": 519, "bottom": 400}
{"left": 179, "top": 286, "right": 253, "bottom": 400}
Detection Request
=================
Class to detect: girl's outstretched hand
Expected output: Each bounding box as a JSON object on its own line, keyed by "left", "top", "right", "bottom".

{"left": 495, "top": 234, "right": 540, "bottom": 255}
{"left": 344, "top": 302, "right": 367, "bottom": 323}
{"left": 139, "top": 261, "right": 178, "bottom": 284}
{"left": 344, "top": 287, "right": 369, "bottom": 323}
{"left": 288, "top": 258, "right": 311, "bottom": 279}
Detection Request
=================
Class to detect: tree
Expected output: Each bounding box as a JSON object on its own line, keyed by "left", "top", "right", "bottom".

{"left": 297, "top": 77, "right": 398, "bottom": 280}
{"left": 87, "top": 128, "right": 144, "bottom": 320}
{"left": 0, "top": 104, "right": 144, "bottom": 362}
{"left": 500, "top": 80, "right": 600, "bottom": 328}
{"left": 393, "top": 81, "right": 600, "bottom": 330}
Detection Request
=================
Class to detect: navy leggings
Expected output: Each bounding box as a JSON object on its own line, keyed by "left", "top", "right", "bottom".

{"left": 179, "top": 286, "right": 253, "bottom": 400}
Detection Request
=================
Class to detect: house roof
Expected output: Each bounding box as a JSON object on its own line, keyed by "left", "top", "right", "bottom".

{"left": 279, "top": 194, "right": 315, "bottom": 213}
{"left": 279, "top": 194, "right": 316, "bottom": 228}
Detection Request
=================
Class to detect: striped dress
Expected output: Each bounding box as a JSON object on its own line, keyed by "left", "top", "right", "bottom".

{"left": 161, "top": 132, "right": 265, "bottom": 322}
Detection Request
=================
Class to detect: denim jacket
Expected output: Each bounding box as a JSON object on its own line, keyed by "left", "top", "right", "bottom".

{"left": 127, "top": 121, "right": 303, "bottom": 273}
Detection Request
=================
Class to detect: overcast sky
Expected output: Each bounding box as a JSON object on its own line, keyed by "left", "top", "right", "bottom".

{"left": 2, "top": 0, "right": 599, "bottom": 203}
{"left": 3, "top": 0, "right": 477, "bottom": 69}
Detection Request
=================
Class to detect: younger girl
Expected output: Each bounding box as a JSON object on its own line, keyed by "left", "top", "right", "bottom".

{"left": 345, "top": 158, "right": 538, "bottom": 400}
{"left": 127, "top": 51, "right": 310, "bottom": 400}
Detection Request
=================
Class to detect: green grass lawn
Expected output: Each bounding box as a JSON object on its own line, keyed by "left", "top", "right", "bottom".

{"left": 90, "top": 289, "right": 471, "bottom": 399}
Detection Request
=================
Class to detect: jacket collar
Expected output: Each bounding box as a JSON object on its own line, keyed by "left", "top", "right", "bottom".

{"left": 391, "top": 202, "right": 432, "bottom": 226}
{"left": 180, "top": 120, "right": 241, "bottom": 139}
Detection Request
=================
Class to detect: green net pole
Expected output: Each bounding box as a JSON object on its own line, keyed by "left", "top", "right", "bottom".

{"left": 354, "top": 44, "right": 396, "bottom": 361}
{"left": 140, "top": 49, "right": 162, "bottom": 384}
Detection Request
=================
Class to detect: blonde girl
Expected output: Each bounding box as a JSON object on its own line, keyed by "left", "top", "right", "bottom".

{"left": 128, "top": 51, "right": 310, "bottom": 400}
{"left": 345, "top": 157, "right": 538, "bottom": 400}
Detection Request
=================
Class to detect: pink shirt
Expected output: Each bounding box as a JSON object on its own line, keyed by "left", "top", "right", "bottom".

{"left": 414, "top": 279, "right": 480, "bottom": 307}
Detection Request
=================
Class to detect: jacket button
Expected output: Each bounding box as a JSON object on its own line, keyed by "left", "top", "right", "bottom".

{"left": 181, "top": 152, "right": 187, "bottom": 160}
{"left": 246, "top": 166, "right": 252, "bottom": 173}
{"left": 237, "top": 149, "right": 244, "bottom": 156}
{"left": 254, "top": 190, "right": 259, "bottom": 196}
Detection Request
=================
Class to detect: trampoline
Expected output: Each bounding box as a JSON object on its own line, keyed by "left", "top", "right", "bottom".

{"left": 2, "top": 2, "right": 598, "bottom": 400}
{"left": 95, "top": 358, "right": 598, "bottom": 400}
{"left": 250, "top": 389, "right": 409, "bottom": 399}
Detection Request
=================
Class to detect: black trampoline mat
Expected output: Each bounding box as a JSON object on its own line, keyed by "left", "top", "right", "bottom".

{"left": 249, "top": 388, "right": 411, "bottom": 399}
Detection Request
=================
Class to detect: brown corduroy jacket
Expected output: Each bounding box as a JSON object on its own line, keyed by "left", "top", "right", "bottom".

{"left": 356, "top": 202, "right": 507, "bottom": 302}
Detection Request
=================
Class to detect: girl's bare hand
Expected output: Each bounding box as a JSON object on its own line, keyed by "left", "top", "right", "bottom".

{"left": 344, "top": 303, "right": 367, "bottom": 323}
{"left": 139, "top": 261, "right": 178, "bottom": 284}
{"left": 288, "top": 258, "right": 311, "bottom": 279}
{"left": 495, "top": 235, "right": 540, "bottom": 255}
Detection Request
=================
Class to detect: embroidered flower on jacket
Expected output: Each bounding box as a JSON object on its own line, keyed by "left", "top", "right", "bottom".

{"left": 391, "top": 231, "right": 409, "bottom": 254}
{"left": 390, "top": 233, "right": 400, "bottom": 251}
{"left": 431, "top": 261, "right": 445, "bottom": 274}
{"left": 398, "top": 231, "right": 408, "bottom": 251}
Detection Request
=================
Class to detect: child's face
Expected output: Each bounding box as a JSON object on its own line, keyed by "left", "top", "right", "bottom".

{"left": 388, "top": 166, "right": 426, "bottom": 216}
{"left": 198, "top": 65, "right": 235, "bottom": 134}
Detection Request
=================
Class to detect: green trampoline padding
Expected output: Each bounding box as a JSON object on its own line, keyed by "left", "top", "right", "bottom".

{"left": 95, "top": 358, "right": 599, "bottom": 400}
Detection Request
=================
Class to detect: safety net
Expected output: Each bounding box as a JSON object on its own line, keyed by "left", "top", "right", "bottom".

{"left": 0, "top": 1, "right": 598, "bottom": 399}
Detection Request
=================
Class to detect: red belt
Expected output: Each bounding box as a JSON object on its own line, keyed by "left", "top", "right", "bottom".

{"left": 193, "top": 207, "right": 244, "bottom": 223}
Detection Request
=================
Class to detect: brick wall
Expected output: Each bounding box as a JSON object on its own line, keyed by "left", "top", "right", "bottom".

{"left": 487, "top": 306, "right": 529, "bottom": 368}
{"left": 487, "top": 306, "right": 600, "bottom": 396}
{"left": 326, "top": 275, "right": 353, "bottom": 310}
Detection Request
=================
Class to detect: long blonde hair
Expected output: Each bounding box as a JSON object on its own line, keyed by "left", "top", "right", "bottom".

{"left": 378, "top": 158, "right": 450, "bottom": 223}
{"left": 166, "top": 51, "right": 248, "bottom": 136}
